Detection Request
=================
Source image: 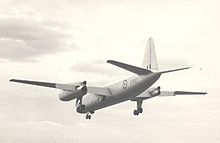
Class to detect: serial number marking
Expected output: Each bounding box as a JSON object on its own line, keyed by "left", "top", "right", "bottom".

{"left": 130, "top": 79, "right": 137, "bottom": 85}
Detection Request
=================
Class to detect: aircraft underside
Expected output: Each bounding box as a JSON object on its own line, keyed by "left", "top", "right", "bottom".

{"left": 77, "top": 73, "right": 161, "bottom": 119}
{"left": 77, "top": 93, "right": 144, "bottom": 119}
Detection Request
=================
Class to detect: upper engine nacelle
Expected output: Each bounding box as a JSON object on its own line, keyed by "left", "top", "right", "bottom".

{"left": 59, "top": 81, "right": 87, "bottom": 101}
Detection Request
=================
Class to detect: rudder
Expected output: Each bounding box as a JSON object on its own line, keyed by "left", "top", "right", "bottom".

{"left": 142, "top": 37, "right": 158, "bottom": 70}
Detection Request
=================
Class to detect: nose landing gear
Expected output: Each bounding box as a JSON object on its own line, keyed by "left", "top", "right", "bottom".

{"left": 85, "top": 111, "right": 94, "bottom": 120}
{"left": 86, "top": 113, "right": 91, "bottom": 120}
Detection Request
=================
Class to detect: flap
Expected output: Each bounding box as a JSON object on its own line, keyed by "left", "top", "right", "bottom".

{"left": 87, "top": 86, "right": 112, "bottom": 97}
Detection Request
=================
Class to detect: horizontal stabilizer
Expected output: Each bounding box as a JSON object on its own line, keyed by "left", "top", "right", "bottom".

{"left": 159, "top": 67, "right": 190, "bottom": 74}
{"left": 107, "top": 60, "right": 152, "bottom": 75}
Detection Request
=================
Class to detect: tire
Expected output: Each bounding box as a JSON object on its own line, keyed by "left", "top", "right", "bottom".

{"left": 138, "top": 108, "right": 143, "bottom": 113}
{"left": 133, "top": 110, "right": 139, "bottom": 115}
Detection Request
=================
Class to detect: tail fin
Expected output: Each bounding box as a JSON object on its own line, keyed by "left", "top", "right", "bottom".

{"left": 142, "top": 37, "right": 158, "bottom": 70}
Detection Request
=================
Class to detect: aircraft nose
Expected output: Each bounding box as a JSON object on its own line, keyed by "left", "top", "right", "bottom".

{"left": 76, "top": 105, "right": 87, "bottom": 113}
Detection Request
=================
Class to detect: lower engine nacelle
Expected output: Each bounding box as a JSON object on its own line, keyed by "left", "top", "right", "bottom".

{"left": 149, "top": 86, "right": 161, "bottom": 96}
{"left": 59, "top": 83, "right": 87, "bottom": 101}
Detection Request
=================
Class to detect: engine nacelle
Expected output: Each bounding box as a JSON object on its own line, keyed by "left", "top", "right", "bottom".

{"left": 149, "top": 86, "right": 161, "bottom": 96}
{"left": 59, "top": 85, "right": 87, "bottom": 101}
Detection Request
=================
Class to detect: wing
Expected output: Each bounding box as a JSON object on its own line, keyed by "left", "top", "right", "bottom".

{"left": 159, "top": 91, "right": 207, "bottom": 96}
{"left": 132, "top": 89, "right": 153, "bottom": 100}
{"left": 133, "top": 89, "right": 207, "bottom": 101}
{"left": 10, "top": 79, "right": 112, "bottom": 96}
{"left": 10, "top": 79, "right": 81, "bottom": 90}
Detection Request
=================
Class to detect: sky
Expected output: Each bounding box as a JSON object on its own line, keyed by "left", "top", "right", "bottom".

{"left": 0, "top": 0, "right": 220, "bottom": 142}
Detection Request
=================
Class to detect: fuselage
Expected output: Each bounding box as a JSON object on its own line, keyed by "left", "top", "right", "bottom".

{"left": 79, "top": 72, "right": 161, "bottom": 113}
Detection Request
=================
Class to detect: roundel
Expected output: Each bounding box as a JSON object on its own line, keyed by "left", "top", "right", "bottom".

{"left": 122, "top": 80, "right": 127, "bottom": 89}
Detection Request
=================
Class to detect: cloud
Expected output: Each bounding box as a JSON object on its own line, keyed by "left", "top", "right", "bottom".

{"left": 21, "top": 120, "right": 63, "bottom": 130}
{"left": 0, "top": 17, "right": 74, "bottom": 61}
{"left": 70, "top": 59, "right": 133, "bottom": 75}
{"left": 70, "top": 59, "right": 132, "bottom": 85}
{"left": 0, "top": 119, "right": 63, "bottom": 143}
{"left": 71, "top": 59, "right": 113, "bottom": 74}
{"left": 0, "top": 112, "right": 7, "bottom": 120}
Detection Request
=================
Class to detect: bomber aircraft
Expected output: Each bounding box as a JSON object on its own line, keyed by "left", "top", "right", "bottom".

{"left": 10, "top": 38, "right": 207, "bottom": 119}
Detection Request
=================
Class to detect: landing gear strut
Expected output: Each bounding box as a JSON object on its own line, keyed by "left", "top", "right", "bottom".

{"left": 133, "top": 99, "right": 143, "bottom": 116}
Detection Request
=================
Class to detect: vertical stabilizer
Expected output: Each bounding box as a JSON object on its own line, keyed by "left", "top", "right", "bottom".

{"left": 142, "top": 37, "right": 158, "bottom": 70}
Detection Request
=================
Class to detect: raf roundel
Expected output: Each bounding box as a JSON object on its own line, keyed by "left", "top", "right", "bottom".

{"left": 122, "top": 80, "right": 127, "bottom": 89}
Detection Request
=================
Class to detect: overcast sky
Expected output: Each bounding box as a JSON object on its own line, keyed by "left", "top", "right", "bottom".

{"left": 0, "top": 0, "right": 220, "bottom": 143}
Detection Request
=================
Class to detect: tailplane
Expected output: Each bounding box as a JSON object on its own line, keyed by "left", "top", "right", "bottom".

{"left": 142, "top": 37, "right": 158, "bottom": 70}
{"left": 107, "top": 60, "right": 152, "bottom": 75}
{"left": 107, "top": 38, "right": 191, "bottom": 75}
{"left": 159, "top": 67, "right": 190, "bottom": 74}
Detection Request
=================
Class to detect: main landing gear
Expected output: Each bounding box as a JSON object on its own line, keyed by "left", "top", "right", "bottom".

{"left": 133, "top": 99, "right": 143, "bottom": 116}
{"left": 133, "top": 107, "right": 143, "bottom": 115}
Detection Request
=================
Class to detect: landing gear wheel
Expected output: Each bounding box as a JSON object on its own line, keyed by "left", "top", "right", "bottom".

{"left": 133, "top": 110, "right": 139, "bottom": 116}
{"left": 138, "top": 108, "right": 143, "bottom": 113}
{"left": 86, "top": 114, "right": 91, "bottom": 120}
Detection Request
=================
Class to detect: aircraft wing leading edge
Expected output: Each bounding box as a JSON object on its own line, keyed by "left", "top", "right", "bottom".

{"left": 159, "top": 91, "right": 207, "bottom": 96}
{"left": 10, "top": 79, "right": 83, "bottom": 91}
{"left": 134, "top": 90, "right": 207, "bottom": 100}
{"left": 10, "top": 79, "right": 57, "bottom": 88}
{"left": 10, "top": 79, "right": 112, "bottom": 96}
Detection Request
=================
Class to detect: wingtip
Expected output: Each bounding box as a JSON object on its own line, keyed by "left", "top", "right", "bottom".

{"left": 198, "top": 92, "right": 208, "bottom": 95}
{"left": 9, "top": 79, "right": 14, "bottom": 82}
{"left": 107, "top": 60, "right": 113, "bottom": 63}
{"left": 182, "top": 66, "right": 191, "bottom": 70}
{"left": 148, "top": 37, "right": 153, "bottom": 40}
